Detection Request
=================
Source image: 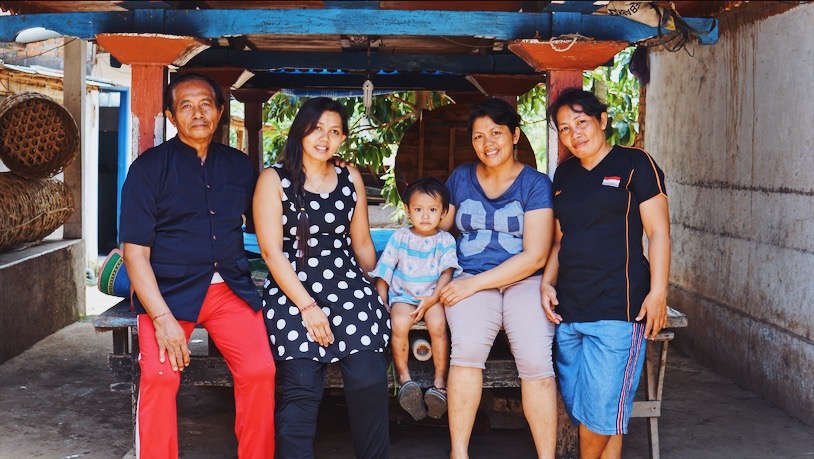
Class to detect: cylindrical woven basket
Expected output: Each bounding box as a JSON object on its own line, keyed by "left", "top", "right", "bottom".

{"left": 0, "top": 92, "right": 79, "bottom": 178}
{"left": 0, "top": 172, "right": 75, "bottom": 252}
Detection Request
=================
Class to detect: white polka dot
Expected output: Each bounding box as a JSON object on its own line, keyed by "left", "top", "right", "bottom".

{"left": 332, "top": 315, "right": 342, "bottom": 326}
{"left": 346, "top": 324, "right": 357, "bottom": 335}
{"left": 310, "top": 201, "right": 320, "bottom": 210}
{"left": 281, "top": 178, "right": 291, "bottom": 187}
{"left": 264, "top": 279, "right": 270, "bottom": 289}
{"left": 335, "top": 201, "right": 345, "bottom": 210}
{"left": 289, "top": 306, "right": 299, "bottom": 315}
{"left": 289, "top": 227, "right": 297, "bottom": 236}
{"left": 327, "top": 293, "right": 338, "bottom": 302}
{"left": 277, "top": 346, "right": 286, "bottom": 356}
{"left": 343, "top": 302, "right": 354, "bottom": 310}
{"left": 288, "top": 330, "right": 299, "bottom": 341}
{"left": 306, "top": 332, "right": 314, "bottom": 343}
{"left": 372, "top": 323, "right": 379, "bottom": 335}
{"left": 322, "top": 307, "right": 331, "bottom": 315}
{"left": 276, "top": 319, "right": 286, "bottom": 330}
{"left": 338, "top": 341, "right": 347, "bottom": 352}
{"left": 282, "top": 214, "right": 287, "bottom": 225}
{"left": 321, "top": 250, "right": 331, "bottom": 256}
{"left": 364, "top": 287, "right": 372, "bottom": 295}
{"left": 334, "top": 258, "right": 344, "bottom": 268}
{"left": 330, "top": 357, "right": 339, "bottom": 363}
{"left": 266, "top": 309, "right": 274, "bottom": 320}
{"left": 298, "top": 272, "right": 307, "bottom": 281}
{"left": 323, "top": 269, "right": 334, "bottom": 279}
{"left": 353, "top": 290, "right": 364, "bottom": 299}
{"left": 278, "top": 296, "right": 287, "bottom": 305}
{"left": 299, "top": 342, "right": 309, "bottom": 352}
{"left": 333, "top": 239, "right": 342, "bottom": 248}
{"left": 309, "top": 224, "right": 319, "bottom": 233}
{"left": 308, "top": 238, "right": 318, "bottom": 247}
{"left": 335, "top": 225, "right": 346, "bottom": 234}
{"left": 319, "top": 347, "right": 326, "bottom": 357}
{"left": 346, "top": 270, "right": 357, "bottom": 278}
{"left": 350, "top": 349, "right": 359, "bottom": 355}
{"left": 262, "top": 299, "right": 267, "bottom": 307}
{"left": 325, "top": 213, "right": 335, "bottom": 223}
{"left": 360, "top": 335, "right": 371, "bottom": 346}
{"left": 376, "top": 309, "right": 383, "bottom": 319}
{"left": 338, "top": 281, "right": 348, "bottom": 289}
{"left": 320, "top": 192, "right": 330, "bottom": 199}
{"left": 268, "top": 287, "right": 278, "bottom": 295}
{"left": 310, "top": 283, "right": 321, "bottom": 294}
{"left": 286, "top": 356, "right": 294, "bottom": 360}
{"left": 308, "top": 258, "right": 319, "bottom": 267}
{"left": 270, "top": 335, "right": 276, "bottom": 345}
{"left": 358, "top": 311, "right": 369, "bottom": 321}
{"left": 342, "top": 186, "right": 351, "bottom": 196}
{"left": 352, "top": 192, "right": 357, "bottom": 201}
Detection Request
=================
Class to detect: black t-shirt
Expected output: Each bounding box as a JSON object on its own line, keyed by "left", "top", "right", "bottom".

{"left": 552, "top": 145, "right": 667, "bottom": 323}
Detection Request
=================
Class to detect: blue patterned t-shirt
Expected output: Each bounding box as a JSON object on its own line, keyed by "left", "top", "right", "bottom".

{"left": 446, "top": 163, "right": 553, "bottom": 274}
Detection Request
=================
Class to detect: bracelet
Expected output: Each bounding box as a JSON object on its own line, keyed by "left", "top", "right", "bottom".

{"left": 152, "top": 311, "right": 171, "bottom": 321}
{"left": 299, "top": 299, "right": 318, "bottom": 313}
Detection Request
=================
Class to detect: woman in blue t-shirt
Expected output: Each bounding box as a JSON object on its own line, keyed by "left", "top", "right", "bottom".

{"left": 438, "top": 98, "right": 557, "bottom": 458}
{"left": 541, "top": 88, "right": 671, "bottom": 459}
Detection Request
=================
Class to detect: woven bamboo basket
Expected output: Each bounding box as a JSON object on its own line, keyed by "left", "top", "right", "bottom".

{"left": 0, "top": 172, "right": 75, "bottom": 252}
{"left": 0, "top": 92, "right": 79, "bottom": 178}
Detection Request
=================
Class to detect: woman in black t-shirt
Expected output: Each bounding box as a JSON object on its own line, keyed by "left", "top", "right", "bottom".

{"left": 541, "top": 89, "right": 671, "bottom": 459}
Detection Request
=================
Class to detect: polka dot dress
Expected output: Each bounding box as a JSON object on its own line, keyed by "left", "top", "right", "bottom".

{"left": 263, "top": 164, "right": 391, "bottom": 363}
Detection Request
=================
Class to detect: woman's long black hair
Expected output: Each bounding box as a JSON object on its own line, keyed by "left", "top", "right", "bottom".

{"left": 281, "top": 97, "right": 349, "bottom": 263}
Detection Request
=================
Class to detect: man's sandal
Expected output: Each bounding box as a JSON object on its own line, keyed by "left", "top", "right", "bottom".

{"left": 397, "top": 380, "right": 427, "bottom": 421}
{"left": 423, "top": 386, "right": 448, "bottom": 419}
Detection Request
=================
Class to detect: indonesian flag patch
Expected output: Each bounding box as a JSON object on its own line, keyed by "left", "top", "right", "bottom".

{"left": 602, "top": 176, "right": 621, "bottom": 187}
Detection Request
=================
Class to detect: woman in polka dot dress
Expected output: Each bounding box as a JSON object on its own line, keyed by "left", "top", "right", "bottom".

{"left": 253, "top": 97, "right": 391, "bottom": 459}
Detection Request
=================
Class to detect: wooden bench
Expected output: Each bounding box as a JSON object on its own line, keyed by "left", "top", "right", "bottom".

{"left": 93, "top": 300, "right": 686, "bottom": 458}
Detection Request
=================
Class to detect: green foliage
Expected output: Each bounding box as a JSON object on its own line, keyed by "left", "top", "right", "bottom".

{"left": 517, "top": 84, "right": 548, "bottom": 171}
{"left": 584, "top": 47, "right": 640, "bottom": 147}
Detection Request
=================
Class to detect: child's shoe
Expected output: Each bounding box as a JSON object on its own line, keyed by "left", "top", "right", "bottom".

{"left": 424, "top": 386, "right": 448, "bottom": 419}
{"left": 397, "top": 380, "right": 427, "bottom": 421}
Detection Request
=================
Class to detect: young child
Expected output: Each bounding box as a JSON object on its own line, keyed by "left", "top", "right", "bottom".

{"left": 370, "top": 177, "right": 461, "bottom": 421}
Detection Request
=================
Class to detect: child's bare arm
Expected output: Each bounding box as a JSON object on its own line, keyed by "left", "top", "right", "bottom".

{"left": 410, "top": 267, "right": 455, "bottom": 323}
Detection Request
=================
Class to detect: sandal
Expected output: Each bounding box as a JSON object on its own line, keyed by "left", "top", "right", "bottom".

{"left": 397, "top": 380, "right": 427, "bottom": 421}
{"left": 423, "top": 386, "right": 448, "bottom": 419}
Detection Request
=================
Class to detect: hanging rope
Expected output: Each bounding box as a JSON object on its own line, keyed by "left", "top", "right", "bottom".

{"left": 547, "top": 33, "right": 594, "bottom": 53}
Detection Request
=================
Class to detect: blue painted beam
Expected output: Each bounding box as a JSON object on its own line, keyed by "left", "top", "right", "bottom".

{"left": 0, "top": 9, "right": 717, "bottom": 45}
{"left": 185, "top": 50, "right": 539, "bottom": 75}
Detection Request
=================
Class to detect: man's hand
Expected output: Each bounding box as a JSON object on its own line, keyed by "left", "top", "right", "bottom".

{"left": 152, "top": 314, "right": 190, "bottom": 372}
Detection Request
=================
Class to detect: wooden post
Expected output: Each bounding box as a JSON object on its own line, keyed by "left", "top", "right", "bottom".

{"left": 62, "top": 37, "right": 85, "bottom": 241}
{"left": 231, "top": 88, "right": 273, "bottom": 173}
{"left": 545, "top": 70, "right": 583, "bottom": 175}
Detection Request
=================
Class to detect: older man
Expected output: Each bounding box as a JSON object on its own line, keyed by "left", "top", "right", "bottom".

{"left": 121, "top": 73, "right": 275, "bottom": 458}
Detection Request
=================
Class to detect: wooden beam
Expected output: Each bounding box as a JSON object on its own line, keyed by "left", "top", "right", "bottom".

{"left": 186, "top": 50, "right": 538, "bottom": 75}
{"left": 0, "top": 10, "right": 718, "bottom": 44}
{"left": 62, "top": 37, "right": 85, "bottom": 253}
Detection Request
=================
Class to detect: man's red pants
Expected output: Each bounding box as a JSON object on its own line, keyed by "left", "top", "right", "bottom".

{"left": 135, "top": 283, "right": 275, "bottom": 458}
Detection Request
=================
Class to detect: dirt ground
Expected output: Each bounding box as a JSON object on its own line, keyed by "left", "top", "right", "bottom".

{"left": 1, "top": 288, "right": 813, "bottom": 459}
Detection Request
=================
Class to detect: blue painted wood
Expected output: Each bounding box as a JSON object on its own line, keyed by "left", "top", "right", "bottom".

{"left": 552, "top": 12, "right": 582, "bottom": 37}
{"left": 544, "top": 2, "right": 606, "bottom": 13}
{"left": 242, "top": 71, "right": 484, "bottom": 91}
{"left": 0, "top": 9, "right": 717, "bottom": 44}
{"left": 186, "top": 50, "right": 539, "bottom": 75}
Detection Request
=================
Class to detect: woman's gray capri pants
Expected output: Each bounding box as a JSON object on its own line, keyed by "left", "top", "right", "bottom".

{"left": 445, "top": 274, "right": 555, "bottom": 380}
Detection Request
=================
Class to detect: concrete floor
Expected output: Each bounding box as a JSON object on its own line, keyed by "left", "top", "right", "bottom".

{"left": 0, "top": 288, "right": 812, "bottom": 459}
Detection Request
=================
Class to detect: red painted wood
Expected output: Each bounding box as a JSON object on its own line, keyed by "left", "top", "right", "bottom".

{"left": 131, "top": 64, "right": 165, "bottom": 155}
{"left": 545, "top": 70, "right": 583, "bottom": 165}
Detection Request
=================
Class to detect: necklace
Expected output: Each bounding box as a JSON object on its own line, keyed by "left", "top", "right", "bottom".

{"left": 307, "top": 166, "right": 331, "bottom": 193}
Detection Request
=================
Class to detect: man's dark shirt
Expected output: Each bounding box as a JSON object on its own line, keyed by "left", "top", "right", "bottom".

{"left": 120, "top": 136, "right": 260, "bottom": 322}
